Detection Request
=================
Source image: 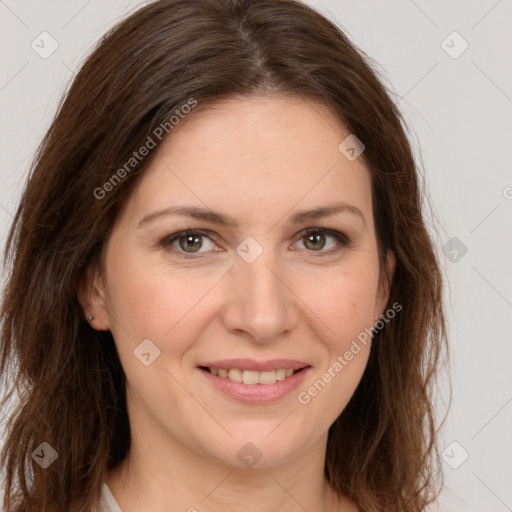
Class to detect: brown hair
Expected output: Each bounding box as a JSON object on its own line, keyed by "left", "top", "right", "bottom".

{"left": 0, "top": 0, "right": 448, "bottom": 510}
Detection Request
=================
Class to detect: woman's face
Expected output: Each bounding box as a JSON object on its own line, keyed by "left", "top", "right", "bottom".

{"left": 86, "top": 95, "right": 395, "bottom": 469}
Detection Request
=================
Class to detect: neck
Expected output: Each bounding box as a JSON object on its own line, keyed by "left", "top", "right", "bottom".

{"left": 104, "top": 420, "right": 350, "bottom": 511}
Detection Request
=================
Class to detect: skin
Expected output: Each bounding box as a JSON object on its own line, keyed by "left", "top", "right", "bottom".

{"left": 79, "top": 94, "right": 395, "bottom": 512}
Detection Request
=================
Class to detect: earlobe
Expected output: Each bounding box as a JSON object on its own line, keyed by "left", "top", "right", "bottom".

{"left": 76, "top": 266, "right": 110, "bottom": 330}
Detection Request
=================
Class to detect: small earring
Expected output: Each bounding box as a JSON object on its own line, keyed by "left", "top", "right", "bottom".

{"left": 89, "top": 314, "right": 95, "bottom": 321}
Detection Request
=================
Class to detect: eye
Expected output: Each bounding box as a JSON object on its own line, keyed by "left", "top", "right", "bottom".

{"left": 160, "top": 227, "right": 351, "bottom": 260}
{"left": 160, "top": 229, "right": 218, "bottom": 259}
{"left": 293, "top": 228, "right": 351, "bottom": 257}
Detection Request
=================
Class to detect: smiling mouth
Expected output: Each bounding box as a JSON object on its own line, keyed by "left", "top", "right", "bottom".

{"left": 198, "top": 366, "right": 307, "bottom": 385}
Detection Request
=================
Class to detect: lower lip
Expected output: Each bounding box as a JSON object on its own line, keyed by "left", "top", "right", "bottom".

{"left": 198, "top": 367, "right": 310, "bottom": 404}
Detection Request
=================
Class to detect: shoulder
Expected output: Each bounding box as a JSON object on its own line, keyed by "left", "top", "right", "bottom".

{"left": 94, "top": 482, "right": 124, "bottom": 512}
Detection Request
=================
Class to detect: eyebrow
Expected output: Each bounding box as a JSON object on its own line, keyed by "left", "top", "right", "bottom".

{"left": 138, "top": 201, "right": 366, "bottom": 229}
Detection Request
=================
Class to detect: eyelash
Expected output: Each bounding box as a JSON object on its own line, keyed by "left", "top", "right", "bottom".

{"left": 159, "top": 228, "right": 351, "bottom": 260}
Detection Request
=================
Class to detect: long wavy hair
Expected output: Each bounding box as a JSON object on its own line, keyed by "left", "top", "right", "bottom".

{"left": 0, "top": 0, "right": 448, "bottom": 510}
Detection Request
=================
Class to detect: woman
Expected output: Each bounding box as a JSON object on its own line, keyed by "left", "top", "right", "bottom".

{"left": 0, "top": 0, "right": 448, "bottom": 510}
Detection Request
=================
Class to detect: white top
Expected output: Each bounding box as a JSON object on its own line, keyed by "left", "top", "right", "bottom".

{"left": 95, "top": 482, "right": 123, "bottom": 512}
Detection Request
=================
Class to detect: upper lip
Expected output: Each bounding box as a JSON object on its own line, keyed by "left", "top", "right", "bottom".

{"left": 199, "top": 359, "right": 310, "bottom": 372}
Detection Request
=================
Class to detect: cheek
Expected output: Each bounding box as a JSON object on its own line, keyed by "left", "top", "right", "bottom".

{"left": 104, "top": 250, "right": 225, "bottom": 358}
{"left": 106, "top": 247, "right": 379, "bottom": 357}
{"left": 293, "top": 271, "right": 377, "bottom": 421}
{"left": 297, "top": 264, "right": 379, "bottom": 348}
{"left": 291, "top": 278, "right": 376, "bottom": 435}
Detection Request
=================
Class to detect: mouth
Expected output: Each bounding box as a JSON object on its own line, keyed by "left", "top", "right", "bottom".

{"left": 198, "top": 366, "right": 305, "bottom": 384}
{"left": 197, "top": 359, "right": 311, "bottom": 404}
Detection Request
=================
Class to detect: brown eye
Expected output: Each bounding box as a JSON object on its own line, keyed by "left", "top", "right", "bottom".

{"left": 161, "top": 230, "right": 217, "bottom": 258}
{"left": 178, "top": 233, "right": 203, "bottom": 253}
{"left": 295, "top": 228, "right": 350, "bottom": 257}
{"left": 303, "top": 232, "right": 327, "bottom": 251}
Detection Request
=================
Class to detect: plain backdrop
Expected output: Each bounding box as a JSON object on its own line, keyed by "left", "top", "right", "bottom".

{"left": 0, "top": 1, "right": 511, "bottom": 511}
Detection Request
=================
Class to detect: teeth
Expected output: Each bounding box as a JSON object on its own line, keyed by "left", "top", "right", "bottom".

{"left": 242, "top": 370, "right": 259, "bottom": 385}
{"left": 259, "top": 371, "right": 276, "bottom": 384}
{"left": 228, "top": 369, "right": 243, "bottom": 382}
{"left": 208, "top": 367, "right": 300, "bottom": 384}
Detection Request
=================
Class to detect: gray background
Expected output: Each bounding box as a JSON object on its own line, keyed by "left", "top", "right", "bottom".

{"left": 1, "top": 1, "right": 511, "bottom": 511}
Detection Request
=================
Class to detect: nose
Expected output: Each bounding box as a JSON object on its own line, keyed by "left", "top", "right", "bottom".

{"left": 220, "top": 246, "right": 298, "bottom": 344}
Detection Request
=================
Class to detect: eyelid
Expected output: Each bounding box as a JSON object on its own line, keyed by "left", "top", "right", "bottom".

{"left": 159, "top": 227, "right": 351, "bottom": 259}
{"left": 294, "top": 228, "right": 351, "bottom": 258}
{"left": 159, "top": 229, "right": 218, "bottom": 257}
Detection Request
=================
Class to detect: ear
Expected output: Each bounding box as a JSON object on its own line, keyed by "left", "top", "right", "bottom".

{"left": 373, "top": 249, "right": 396, "bottom": 323}
{"left": 76, "top": 264, "right": 110, "bottom": 331}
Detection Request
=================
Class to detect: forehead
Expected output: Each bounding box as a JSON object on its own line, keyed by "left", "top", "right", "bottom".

{"left": 165, "top": 94, "right": 347, "bottom": 157}
{"left": 125, "top": 94, "right": 373, "bottom": 229}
